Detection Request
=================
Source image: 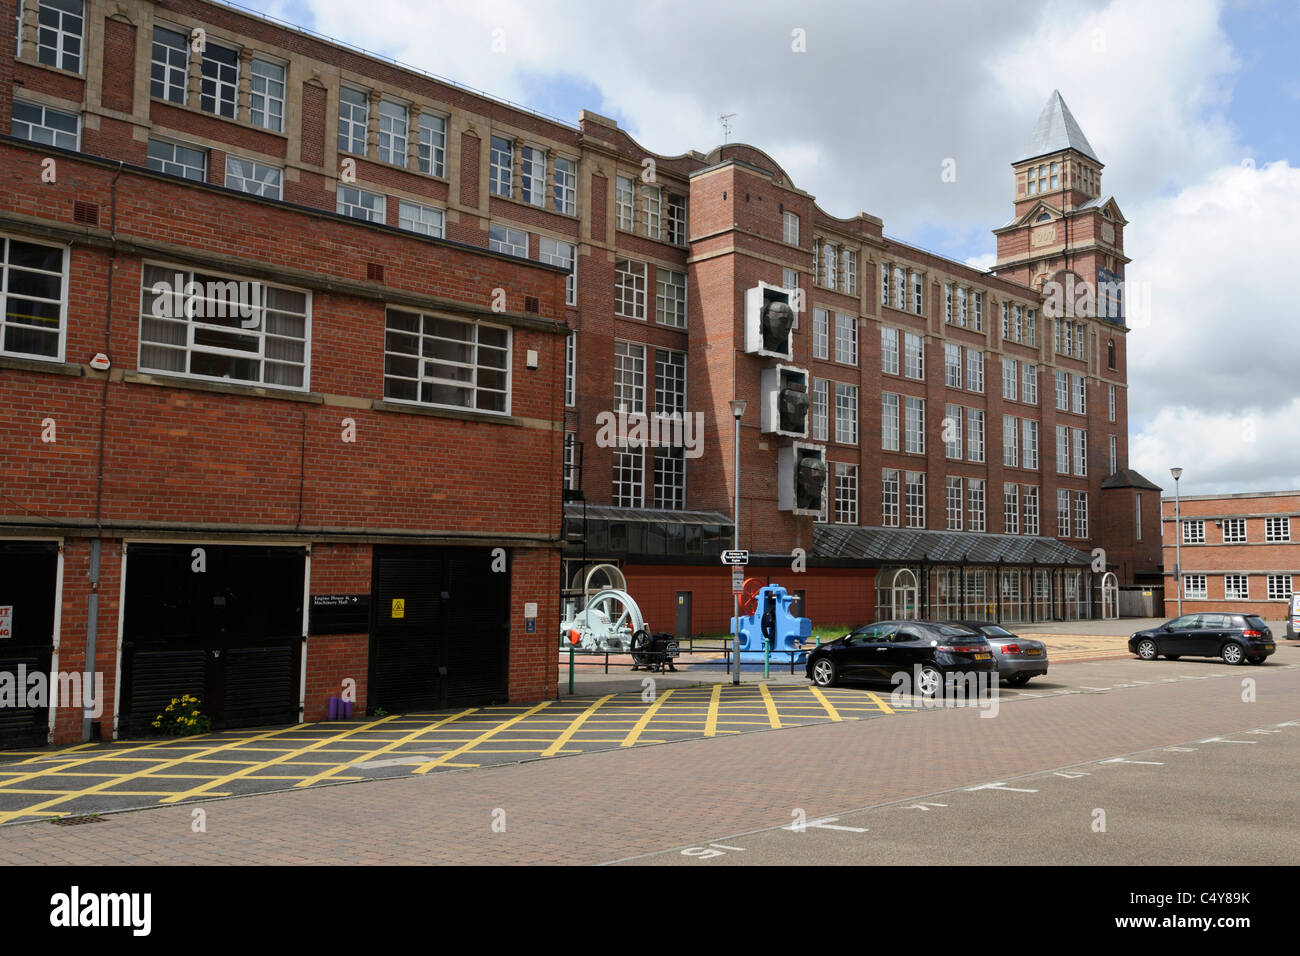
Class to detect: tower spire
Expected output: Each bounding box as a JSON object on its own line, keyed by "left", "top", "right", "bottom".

{"left": 1022, "top": 90, "right": 1099, "bottom": 164}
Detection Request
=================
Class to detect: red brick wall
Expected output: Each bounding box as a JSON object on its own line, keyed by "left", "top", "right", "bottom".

{"left": 304, "top": 543, "right": 371, "bottom": 721}
{"left": 100, "top": 18, "right": 136, "bottom": 114}
{"left": 300, "top": 82, "right": 326, "bottom": 167}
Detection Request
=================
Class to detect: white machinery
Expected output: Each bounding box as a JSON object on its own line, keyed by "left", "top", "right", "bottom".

{"left": 560, "top": 587, "right": 650, "bottom": 654}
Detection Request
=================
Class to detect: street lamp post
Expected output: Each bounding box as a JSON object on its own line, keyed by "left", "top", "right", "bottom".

{"left": 1170, "top": 467, "right": 1183, "bottom": 615}
{"left": 730, "top": 399, "right": 746, "bottom": 686}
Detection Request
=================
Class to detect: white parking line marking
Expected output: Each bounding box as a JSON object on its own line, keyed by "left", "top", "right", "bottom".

{"left": 903, "top": 801, "right": 947, "bottom": 811}
{"left": 783, "top": 817, "right": 869, "bottom": 832}
{"left": 1055, "top": 771, "right": 1090, "bottom": 779}
{"left": 1100, "top": 757, "right": 1164, "bottom": 766}
{"left": 1199, "top": 736, "right": 1257, "bottom": 744}
{"left": 965, "top": 782, "right": 1039, "bottom": 793}
{"left": 1164, "top": 747, "right": 1197, "bottom": 752}
{"left": 1080, "top": 686, "right": 1112, "bottom": 691}
{"left": 1244, "top": 729, "right": 1280, "bottom": 735}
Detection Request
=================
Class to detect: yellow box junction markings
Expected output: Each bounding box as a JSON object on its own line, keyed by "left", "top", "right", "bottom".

{"left": 808, "top": 686, "right": 843, "bottom": 721}
{"left": 758, "top": 683, "right": 783, "bottom": 729}
{"left": 412, "top": 701, "right": 552, "bottom": 774}
{"left": 620, "top": 687, "right": 677, "bottom": 747}
{"left": 703, "top": 683, "right": 723, "bottom": 737}
{"left": 291, "top": 709, "right": 478, "bottom": 788}
{"left": 540, "top": 695, "right": 613, "bottom": 757}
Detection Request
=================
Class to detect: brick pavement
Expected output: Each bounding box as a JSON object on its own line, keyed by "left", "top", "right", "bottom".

{"left": 0, "top": 665, "right": 1295, "bottom": 865}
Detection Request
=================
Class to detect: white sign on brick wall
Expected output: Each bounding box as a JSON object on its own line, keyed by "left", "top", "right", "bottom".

{"left": 0, "top": 606, "right": 12, "bottom": 640}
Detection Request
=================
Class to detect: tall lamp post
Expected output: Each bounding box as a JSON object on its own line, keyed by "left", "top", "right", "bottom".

{"left": 1170, "top": 467, "right": 1183, "bottom": 615}
{"left": 729, "top": 399, "right": 746, "bottom": 686}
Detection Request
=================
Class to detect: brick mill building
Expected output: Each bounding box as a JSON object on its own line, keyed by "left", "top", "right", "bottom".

{"left": 1162, "top": 490, "right": 1300, "bottom": 620}
{"left": 0, "top": 0, "right": 1158, "bottom": 747}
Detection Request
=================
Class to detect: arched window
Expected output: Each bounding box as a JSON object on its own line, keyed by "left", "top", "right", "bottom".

{"left": 1107, "top": 339, "right": 1116, "bottom": 370}
{"left": 1036, "top": 212, "right": 1051, "bottom": 223}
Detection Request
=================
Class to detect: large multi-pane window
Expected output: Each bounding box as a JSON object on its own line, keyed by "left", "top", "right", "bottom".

{"left": 880, "top": 260, "right": 891, "bottom": 307}
{"left": 881, "top": 326, "right": 899, "bottom": 375}
{"left": 944, "top": 343, "right": 962, "bottom": 388}
{"left": 1056, "top": 425, "right": 1070, "bottom": 473}
{"left": 972, "top": 291, "right": 983, "bottom": 331}
{"left": 654, "top": 447, "right": 685, "bottom": 510}
{"left": 553, "top": 157, "right": 577, "bottom": 215}
{"left": 615, "top": 259, "right": 647, "bottom": 319}
{"left": 834, "top": 463, "right": 858, "bottom": 524}
{"left": 968, "top": 479, "right": 986, "bottom": 532}
{"left": 1267, "top": 574, "right": 1292, "bottom": 601}
{"left": 911, "top": 271, "right": 923, "bottom": 315}
{"left": 1024, "top": 487, "right": 1040, "bottom": 535}
{"left": 1022, "top": 419, "right": 1039, "bottom": 470}
{"left": 1109, "top": 434, "right": 1118, "bottom": 475}
{"left": 655, "top": 348, "right": 686, "bottom": 415}
{"left": 1225, "top": 574, "right": 1249, "bottom": 600}
{"left": 151, "top": 26, "right": 188, "bottom": 104}
{"left": 337, "top": 184, "right": 384, "bottom": 222}
{"left": 1108, "top": 383, "right": 1116, "bottom": 422}
{"left": 1004, "top": 484, "right": 1020, "bottom": 535}
{"left": 944, "top": 282, "right": 953, "bottom": 323}
{"left": 489, "top": 136, "right": 513, "bottom": 196}
{"left": 564, "top": 332, "right": 576, "bottom": 407}
{"left": 200, "top": 42, "right": 239, "bottom": 118}
{"left": 835, "top": 384, "right": 859, "bottom": 444}
{"left": 418, "top": 115, "right": 447, "bottom": 177}
{"left": 1057, "top": 489, "right": 1071, "bottom": 537}
{"left": 1222, "top": 517, "right": 1246, "bottom": 543}
{"left": 488, "top": 223, "right": 527, "bottom": 257}
{"left": 249, "top": 59, "right": 285, "bottom": 132}
{"left": 1002, "top": 357, "right": 1017, "bottom": 400}
{"left": 1055, "top": 370, "right": 1070, "bottom": 411}
{"left": 0, "top": 234, "right": 66, "bottom": 360}
{"left": 903, "top": 332, "right": 924, "bottom": 380}
{"left": 1266, "top": 517, "right": 1291, "bottom": 542}
{"left": 1072, "top": 427, "right": 1088, "bottom": 476}
{"left": 957, "top": 287, "right": 968, "bottom": 327}
{"left": 383, "top": 308, "right": 508, "bottom": 412}
{"left": 615, "top": 176, "right": 635, "bottom": 230}
{"left": 1003, "top": 415, "right": 1018, "bottom": 467}
{"left": 520, "top": 146, "right": 547, "bottom": 206}
{"left": 945, "top": 477, "right": 963, "bottom": 530}
{"left": 1072, "top": 373, "right": 1087, "bottom": 414}
{"left": 539, "top": 237, "right": 576, "bottom": 306}
{"left": 1022, "top": 362, "right": 1038, "bottom": 404}
{"left": 1183, "top": 574, "right": 1207, "bottom": 599}
{"left": 11, "top": 100, "right": 78, "bottom": 150}
{"left": 893, "top": 267, "right": 906, "bottom": 312}
{"left": 228, "top": 158, "right": 283, "bottom": 199}
{"left": 881, "top": 469, "right": 900, "bottom": 527}
{"left": 642, "top": 185, "right": 662, "bottom": 239}
{"left": 141, "top": 264, "right": 310, "bottom": 389}
{"left": 881, "top": 393, "right": 899, "bottom": 451}
{"left": 656, "top": 270, "right": 687, "bottom": 328}
{"left": 811, "top": 379, "right": 829, "bottom": 441}
{"left": 667, "top": 194, "right": 687, "bottom": 245}
{"left": 338, "top": 88, "right": 369, "bottom": 155}
{"left": 613, "top": 340, "right": 646, "bottom": 413}
{"left": 1182, "top": 519, "right": 1205, "bottom": 544}
{"left": 821, "top": 241, "right": 837, "bottom": 289}
{"left": 36, "top": 0, "right": 83, "bottom": 72}
{"left": 966, "top": 408, "right": 985, "bottom": 463}
{"left": 377, "top": 100, "right": 409, "bottom": 166}
{"left": 813, "top": 308, "right": 829, "bottom": 360}
{"left": 1074, "top": 492, "right": 1089, "bottom": 538}
{"left": 905, "top": 472, "right": 926, "bottom": 528}
{"left": 613, "top": 448, "right": 644, "bottom": 507}
{"left": 783, "top": 211, "right": 799, "bottom": 246}
{"left": 904, "top": 397, "right": 925, "bottom": 454}
{"left": 841, "top": 249, "right": 858, "bottom": 295}
{"left": 398, "top": 200, "right": 445, "bottom": 239}
{"left": 147, "top": 139, "right": 206, "bottom": 181}
{"left": 944, "top": 403, "right": 963, "bottom": 458}
{"left": 835, "top": 313, "right": 858, "bottom": 365}
{"left": 966, "top": 349, "right": 984, "bottom": 392}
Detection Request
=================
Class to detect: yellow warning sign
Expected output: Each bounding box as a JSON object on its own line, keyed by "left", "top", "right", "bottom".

{"left": 391, "top": 598, "right": 405, "bottom": 619}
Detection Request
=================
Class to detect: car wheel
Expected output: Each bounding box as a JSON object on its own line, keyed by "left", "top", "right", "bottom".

{"left": 1136, "top": 639, "right": 1158, "bottom": 661}
{"left": 1246, "top": 655, "right": 1266, "bottom": 665}
{"left": 1005, "top": 673, "right": 1030, "bottom": 687}
{"left": 811, "top": 658, "right": 837, "bottom": 687}
{"left": 1221, "top": 642, "right": 1245, "bottom": 665}
{"left": 1165, "top": 655, "right": 1180, "bottom": 661}
{"left": 916, "top": 664, "right": 944, "bottom": 699}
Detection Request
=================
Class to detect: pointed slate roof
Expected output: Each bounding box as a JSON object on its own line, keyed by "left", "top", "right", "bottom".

{"left": 1021, "top": 90, "right": 1099, "bottom": 164}
{"left": 1100, "top": 469, "right": 1163, "bottom": 492}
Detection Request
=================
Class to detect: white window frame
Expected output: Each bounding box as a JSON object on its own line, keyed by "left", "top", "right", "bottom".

{"left": 835, "top": 313, "right": 858, "bottom": 366}
{"left": 36, "top": 0, "right": 84, "bottom": 73}
{"left": 199, "top": 40, "right": 240, "bottom": 119}
{"left": 835, "top": 383, "right": 859, "bottom": 445}
{"left": 880, "top": 326, "right": 899, "bottom": 375}
{"left": 966, "top": 348, "right": 984, "bottom": 393}
{"left": 1183, "top": 519, "right": 1205, "bottom": 544}
{"left": 613, "top": 340, "right": 646, "bottom": 414}
{"left": 337, "top": 87, "right": 369, "bottom": 156}
{"left": 811, "top": 379, "right": 829, "bottom": 442}
{"left": 398, "top": 200, "right": 445, "bottom": 239}
{"left": 944, "top": 343, "right": 962, "bottom": 388}
{"left": 1266, "top": 516, "right": 1291, "bottom": 542}
{"left": 905, "top": 471, "right": 926, "bottom": 528}
{"left": 228, "top": 157, "right": 283, "bottom": 199}
{"left": 553, "top": 157, "right": 577, "bottom": 214}
{"left": 1267, "top": 574, "right": 1292, "bottom": 601}
{"left": 488, "top": 222, "right": 528, "bottom": 258}
{"left": 382, "top": 308, "right": 510, "bottom": 414}
{"left": 1224, "top": 573, "right": 1249, "bottom": 601}
{"left": 813, "top": 308, "right": 829, "bottom": 360}
{"left": 1004, "top": 484, "right": 1020, "bottom": 535}
{"left": 945, "top": 476, "right": 963, "bottom": 531}
{"left": 615, "top": 259, "right": 647, "bottom": 319}
{"left": 377, "top": 99, "right": 409, "bottom": 167}
{"left": 903, "top": 332, "right": 924, "bottom": 380}
{"left": 881, "top": 393, "right": 899, "bottom": 452}
{"left": 0, "top": 231, "right": 69, "bottom": 363}
{"left": 966, "top": 408, "right": 985, "bottom": 463}
{"left": 1057, "top": 489, "right": 1071, "bottom": 537}
{"left": 539, "top": 237, "right": 577, "bottom": 306}
{"left": 834, "top": 463, "right": 859, "bottom": 525}
{"left": 968, "top": 479, "right": 986, "bottom": 532}
{"left": 489, "top": 135, "right": 514, "bottom": 197}
{"left": 1022, "top": 362, "right": 1038, "bottom": 404}
{"left": 642, "top": 184, "right": 662, "bottom": 239}
{"left": 656, "top": 269, "right": 687, "bottom": 328}
{"left": 1002, "top": 357, "right": 1017, "bottom": 400}
{"left": 418, "top": 114, "right": 448, "bottom": 177}
{"left": 150, "top": 25, "right": 189, "bottom": 105}
{"left": 336, "top": 183, "right": 385, "bottom": 223}
{"left": 11, "top": 99, "right": 79, "bottom": 150}
{"left": 944, "top": 403, "right": 963, "bottom": 459}
{"left": 615, "top": 176, "right": 635, "bottom": 231}
{"left": 147, "top": 138, "right": 206, "bottom": 181}
{"left": 1003, "top": 415, "right": 1019, "bottom": 468}
{"left": 881, "top": 469, "right": 900, "bottom": 528}
{"left": 783, "top": 211, "right": 799, "bottom": 246}
{"left": 520, "top": 145, "right": 547, "bottom": 207}
{"left": 1022, "top": 419, "right": 1039, "bottom": 470}
{"left": 1024, "top": 486, "right": 1040, "bottom": 535}
{"left": 249, "top": 57, "right": 286, "bottom": 133}
{"left": 1072, "top": 427, "right": 1087, "bottom": 477}
{"left": 904, "top": 396, "right": 925, "bottom": 455}
{"left": 1184, "top": 574, "right": 1207, "bottom": 599}
{"left": 1222, "top": 517, "right": 1246, "bottom": 543}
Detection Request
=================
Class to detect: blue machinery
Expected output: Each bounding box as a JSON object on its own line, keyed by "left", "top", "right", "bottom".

{"left": 730, "top": 584, "right": 812, "bottom": 671}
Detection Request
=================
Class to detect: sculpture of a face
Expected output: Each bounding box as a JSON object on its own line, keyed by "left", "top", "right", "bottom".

{"left": 760, "top": 299, "right": 795, "bottom": 353}
{"left": 795, "top": 455, "right": 827, "bottom": 511}
{"left": 778, "top": 382, "right": 810, "bottom": 434}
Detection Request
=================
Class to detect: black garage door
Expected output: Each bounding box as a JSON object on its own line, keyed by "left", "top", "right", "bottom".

{"left": 120, "top": 544, "right": 305, "bottom": 736}
{"left": 0, "top": 541, "right": 58, "bottom": 750}
{"left": 370, "top": 546, "right": 509, "bottom": 712}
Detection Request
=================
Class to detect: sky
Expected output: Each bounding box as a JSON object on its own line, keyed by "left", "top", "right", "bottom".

{"left": 242, "top": 0, "right": 1300, "bottom": 496}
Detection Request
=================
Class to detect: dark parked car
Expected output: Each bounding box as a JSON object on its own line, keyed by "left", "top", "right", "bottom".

{"left": 1128, "top": 613, "right": 1276, "bottom": 665}
{"left": 944, "top": 620, "right": 1049, "bottom": 685}
{"left": 805, "top": 620, "right": 997, "bottom": 697}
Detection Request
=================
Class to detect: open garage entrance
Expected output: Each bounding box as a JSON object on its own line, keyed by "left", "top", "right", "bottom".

{"left": 0, "top": 540, "right": 59, "bottom": 749}
{"left": 369, "top": 546, "right": 509, "bottom": 712}
{"left": 118, "top": 543, "right": 305, "bottom": 737}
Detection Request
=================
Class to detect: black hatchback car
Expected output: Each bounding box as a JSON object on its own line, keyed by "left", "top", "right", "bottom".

{"left": 805, "top": 620, "right": 997, "bottom": 697}
{"left": 1128, "top": 613, "right": 1276, "bottom": 665}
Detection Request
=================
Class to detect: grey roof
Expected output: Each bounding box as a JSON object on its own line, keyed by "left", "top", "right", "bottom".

{"left": 1101, "top": 468, "right": 1163, "bottom": 492}
{"left": 813, "top": 525, "right": 1092, "bottom": 566}
{"left": 1022, "top": 90, "right": 1099, "bottom": 164}
{"left": 563, "top": 503, "right": 733, "bottom": 526}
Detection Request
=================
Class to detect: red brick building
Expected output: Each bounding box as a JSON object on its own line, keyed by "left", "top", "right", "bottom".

{"left": 0, "top": 0, "right": 1158, "bottom": 746}
{"left": 1162, "top": 490, "right": 1300, "bottom": 620}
